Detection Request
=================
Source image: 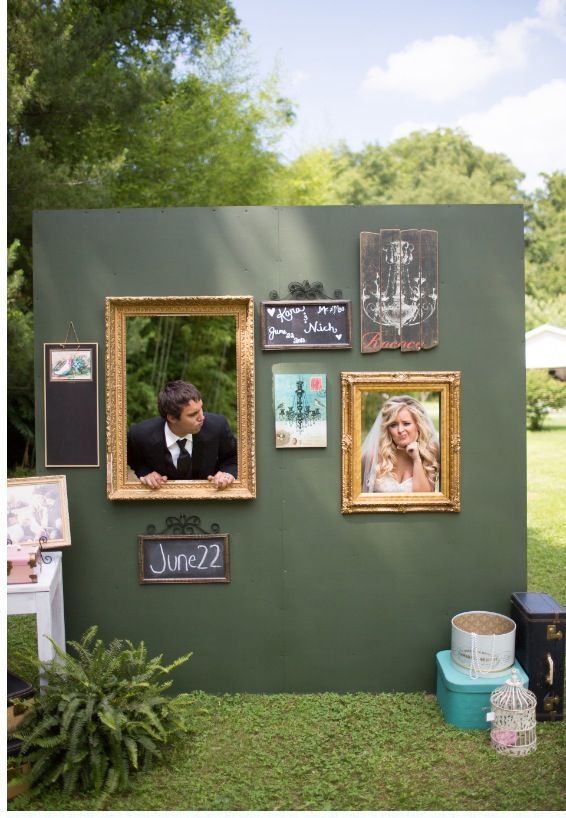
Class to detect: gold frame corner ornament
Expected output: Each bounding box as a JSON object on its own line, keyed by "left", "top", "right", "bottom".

{"left": 340, "top": 371, "right": 461, "bottom": 513}
{"left": 105, "top": 295, "right": 256, "bottom": 501}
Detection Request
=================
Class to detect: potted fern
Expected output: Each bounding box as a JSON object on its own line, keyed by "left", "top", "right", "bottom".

{"left": 13, "top": 626, "right": 192, "bottom": 804}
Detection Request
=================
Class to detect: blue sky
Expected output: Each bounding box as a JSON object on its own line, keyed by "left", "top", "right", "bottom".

{"left": 233, "top": 0, "right": 566, "bottom": 192}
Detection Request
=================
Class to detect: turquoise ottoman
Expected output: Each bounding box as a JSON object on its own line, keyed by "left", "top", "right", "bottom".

{"left": 436, "top": 650, "right": 528, "bottom": 729}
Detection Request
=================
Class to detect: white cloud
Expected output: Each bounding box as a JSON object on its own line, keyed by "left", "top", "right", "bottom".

{"left": 390, "top": 120, "right": 440, "bottom": 141}
{"left": 459, "top": 80, "right": 566, "bottom": 189}
{"left": 536, "top": 0, "right": 566, "bottom": 38}
{"left": 537, "top": 0, "right": 566, "bottom": 22}
{"left": 361, "top": 35, "right": 514, "bottom": 102}
{"left": 290, "top": 69, "right": 309, "bottom": 88}
{"left": 390, "top": 80, "right": 566, "bottom": 191}
{"left": 360, "top": 5, "right": 564, "bottom": 102}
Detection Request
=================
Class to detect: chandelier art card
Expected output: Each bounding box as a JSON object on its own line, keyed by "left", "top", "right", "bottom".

{"left": 274, "top": 373, "right": 327, "bottom": 448}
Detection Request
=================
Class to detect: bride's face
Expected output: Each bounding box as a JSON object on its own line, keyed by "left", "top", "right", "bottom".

{"left": 389, "top": 407, "right": 418, "bottom": 448}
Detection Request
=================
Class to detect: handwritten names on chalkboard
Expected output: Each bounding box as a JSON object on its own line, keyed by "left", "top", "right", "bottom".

{"left": 260, "top": 300, "right": 352, "bottom": 350}
{"left": 139, "top": 534, "right": 230, "bottom": 584}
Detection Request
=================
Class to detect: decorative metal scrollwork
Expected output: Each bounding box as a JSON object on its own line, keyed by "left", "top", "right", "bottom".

{"left": 39, "top": 535, "right": 53, "bottom": 563}
{"left": 145, "top": 515, "right": 220, "bottom": 535}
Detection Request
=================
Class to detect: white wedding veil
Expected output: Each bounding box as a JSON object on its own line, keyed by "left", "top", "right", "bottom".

{"left": 361, "top": 395, "right": 439, "bottom": 492}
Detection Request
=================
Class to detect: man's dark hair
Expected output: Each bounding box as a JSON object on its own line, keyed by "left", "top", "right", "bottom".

{"left": 158, "top": 381, "right": 201, "bottom": 420}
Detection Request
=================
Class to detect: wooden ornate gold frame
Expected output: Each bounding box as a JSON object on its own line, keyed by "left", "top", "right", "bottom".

{"left": 7, "top": 474, "right": 72, "bottom": 548}
{"left": 105, "top": 296, "right": 256, "bottom": 500}
{"left": 341, "top": 371, "right": 461, "bottom": 513}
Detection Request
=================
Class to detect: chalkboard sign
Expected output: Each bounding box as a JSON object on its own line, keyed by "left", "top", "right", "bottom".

{"left": 138, "top": 534, "right": 230, "bottom": 584}
{"left": 44, "top": 343, "right": 99, "bottom": 466}
{"left": 260, "top": 300, "right": 352, "bottom": 350}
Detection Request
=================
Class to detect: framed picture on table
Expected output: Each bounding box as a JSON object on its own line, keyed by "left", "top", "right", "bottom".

{"left": 7, "top": 475, "right": 71, "bottom": 548}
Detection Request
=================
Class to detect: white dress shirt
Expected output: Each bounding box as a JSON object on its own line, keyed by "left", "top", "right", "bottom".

{"left": 164, "top": 422, "right": 193, "bottom": 468}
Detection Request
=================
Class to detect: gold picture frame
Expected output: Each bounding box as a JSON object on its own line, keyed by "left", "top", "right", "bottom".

{"left": 105, "top": 296, "right": 256, "bottom": 501}
{"left": 7, "top": 475, "right": 71, "bottom": 548}
{"left": 341, "top": 371, "right": 461, "bottom": 513}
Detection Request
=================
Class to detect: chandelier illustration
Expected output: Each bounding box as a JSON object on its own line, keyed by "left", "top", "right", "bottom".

{"left": 360, "top": 229, "right": 439, "bottom": 353}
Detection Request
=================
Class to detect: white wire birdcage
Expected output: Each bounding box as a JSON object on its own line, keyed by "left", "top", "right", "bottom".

{"left": 489, "top": 668, "right": 537, "bottom": 756}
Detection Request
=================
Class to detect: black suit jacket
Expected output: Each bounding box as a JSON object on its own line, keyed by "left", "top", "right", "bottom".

{"left": 127, "top": 414, "right": 237, "bottom": 480}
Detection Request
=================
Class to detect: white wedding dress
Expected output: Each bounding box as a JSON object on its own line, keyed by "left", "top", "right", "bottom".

{"left": 373, "top": 475, "right": 413, "bottom": 493}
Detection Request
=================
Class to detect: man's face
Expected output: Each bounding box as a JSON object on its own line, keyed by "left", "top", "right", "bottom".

{"left": 167, "top": 399, "right": 205, "bottom": 437}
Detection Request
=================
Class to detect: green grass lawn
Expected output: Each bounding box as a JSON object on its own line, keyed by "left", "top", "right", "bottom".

{"left": 9, "top": 691, "right": 565, "bottom": 811}
{"left": 527, "top": 412, "right": 566, "bottom": 600}
{"left": 8, "top": 420, "right": 566, "bottom": 811}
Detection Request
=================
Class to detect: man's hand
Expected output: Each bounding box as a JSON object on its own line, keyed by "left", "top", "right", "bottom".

{"left": 207, "top": 471, "right": 235, "bottom": 490}
{"left": 140, "top": 471, "right": 168, "bottom": 489}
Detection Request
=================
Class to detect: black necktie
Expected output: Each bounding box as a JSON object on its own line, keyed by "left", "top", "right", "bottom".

{"left": 176, "top": 438, "right": 191, "bottom": 478}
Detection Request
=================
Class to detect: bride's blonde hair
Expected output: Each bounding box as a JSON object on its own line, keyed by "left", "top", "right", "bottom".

{"left": 362, "top": 396, "right": 439, "bottom": 490}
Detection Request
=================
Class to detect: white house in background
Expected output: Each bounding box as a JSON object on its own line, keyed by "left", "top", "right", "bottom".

{"left": 525, "top": 324, "right": 566, "bottom": 380}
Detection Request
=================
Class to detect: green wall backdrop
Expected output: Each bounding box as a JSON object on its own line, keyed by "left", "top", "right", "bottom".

{"left": 33, "top": 205, "right": 526, "bottom": 692}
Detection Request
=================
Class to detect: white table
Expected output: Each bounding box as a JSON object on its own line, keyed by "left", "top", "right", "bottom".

{"left": 7, "top": 551, "right": 66, "bottom": 685}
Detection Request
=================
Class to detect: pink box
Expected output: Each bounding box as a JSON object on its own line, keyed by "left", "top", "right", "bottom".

{"left": 7, "top": 545, "right": 42, "bottom": 584}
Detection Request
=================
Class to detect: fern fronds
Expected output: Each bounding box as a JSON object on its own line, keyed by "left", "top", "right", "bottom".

{"left": 12, "top": 626, "right": 192, "bottom": 802}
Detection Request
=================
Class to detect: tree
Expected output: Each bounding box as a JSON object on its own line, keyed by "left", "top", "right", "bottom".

{"left": 283, "top": 128, "right": 525, "bottom": 206}
{"left": 525, "top": 293, "right": 566, "bottom": 332}
{"left": 526, "top": 370, "right": 566, "bottom": 431}
{"left": 7, "top": 242, "right": 35, "bottom": 468}
{"left": 383, "top": 128, "right": 524, "bottom": 204}
{"left": 8, "top": 0, "right": 240, "bottom": 250}
{"left": 525, "top": 172, "right": 566, "bottom": 300}
{"left": 112, "top": 35, "right": 293, "bottom": 207}
{"left": 275, "top": 148, "right": 340, "bottom": 205}
{"left": 126, "top": 315, "right": 237, "bottom": 429}
{"left": 7, "top": 0, "right": 242, "bottom": 467}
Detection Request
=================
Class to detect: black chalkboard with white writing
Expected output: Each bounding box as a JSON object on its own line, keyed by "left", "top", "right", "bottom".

{"left": 139, "top": 534, "right": 230, "bottom": 584}
{"left": 260, "top": 300, "right": 352, "bottom": 350}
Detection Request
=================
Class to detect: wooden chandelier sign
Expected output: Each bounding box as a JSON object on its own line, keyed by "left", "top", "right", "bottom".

{"left": 360, "top": 229, "right": 439, "bottom": 353}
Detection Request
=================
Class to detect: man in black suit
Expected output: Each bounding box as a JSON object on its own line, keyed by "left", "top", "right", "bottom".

{"left": 127, "top": 380, "right": 237, "bottom": 491}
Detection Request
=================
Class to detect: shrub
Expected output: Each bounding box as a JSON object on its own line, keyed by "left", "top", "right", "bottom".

{"left": 14, "top": 626, "right": 192, "bottom": 804}
{"left": 526, "top": 369, "right": 566, "bottom": 430}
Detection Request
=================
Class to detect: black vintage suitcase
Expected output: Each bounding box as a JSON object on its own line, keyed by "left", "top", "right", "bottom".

{"left": 7, "top": 736, "right": 30, "bottom": 800}
{"left": 510, "top": 592, "right": 566, "bottom": 721}
{"left": 7, "top": 670, "right": 35, "bottom": 733}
